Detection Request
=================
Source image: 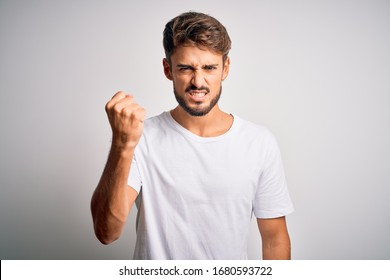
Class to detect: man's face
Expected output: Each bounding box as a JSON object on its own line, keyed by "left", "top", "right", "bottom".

{"left": 163, "top": 45, "right": 230, "bottom": 116}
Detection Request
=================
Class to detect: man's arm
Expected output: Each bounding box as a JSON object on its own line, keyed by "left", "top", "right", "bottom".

{"left": 90, "top": 145, "right": 138, "bottom": 244}
{"left": 257, "top": 216, "right": 291, "bottom": 260}
{"left": 90, "top": 91, "right": 145, "bottom": 244}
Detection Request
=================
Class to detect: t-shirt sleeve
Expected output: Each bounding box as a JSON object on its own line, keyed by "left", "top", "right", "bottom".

{"left": 128, "top": 155, "right": 142, "bottom": 193}
{"left": 253, "top": 132, "right": 294, "bottom": 219}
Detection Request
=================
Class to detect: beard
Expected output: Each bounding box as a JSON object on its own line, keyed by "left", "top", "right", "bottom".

{"left": 173, "top": 83, "right": 222, "bottom": 117}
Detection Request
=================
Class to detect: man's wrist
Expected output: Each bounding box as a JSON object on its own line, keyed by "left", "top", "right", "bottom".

{"left": 110, "top": 139, "right": 136, "bottom": 158}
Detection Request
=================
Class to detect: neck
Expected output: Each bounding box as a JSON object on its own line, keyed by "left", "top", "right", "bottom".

{"left": 170, "top": 105, "right": 233, "bottom": 137}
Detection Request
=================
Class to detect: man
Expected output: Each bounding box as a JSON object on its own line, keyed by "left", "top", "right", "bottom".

{"left": 91, "top": 11, "right": 294, "bottom": 260}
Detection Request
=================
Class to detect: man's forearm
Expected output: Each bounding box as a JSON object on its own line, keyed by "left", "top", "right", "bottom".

{"left": 91, "top": 144, "right": 134, "bottom": 244}
{"left": 262, "top": 236, "right": 291, "bottom": 260}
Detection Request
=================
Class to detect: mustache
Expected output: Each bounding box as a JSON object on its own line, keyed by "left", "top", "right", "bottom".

{"left": 185, "top": 85, "right": 210, "bottom": 93}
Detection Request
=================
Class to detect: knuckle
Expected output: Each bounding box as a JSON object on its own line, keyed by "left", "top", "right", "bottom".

{"left": 116, "top": 91, "right": 125, "bottom": 97}
{"left": 122, "top": 106, "right": 132, "bottom": 116}
{"left": 105, "top": 100, "right": 113, "bottom": 112}
{"left": 136, "top": 107, "right": 146, "bottom": 117}
{"left": 113, "top": 103, "right": 122, "bottom": 114}
{"left": 132, "top": 109, "right": 145, "bottom": 121}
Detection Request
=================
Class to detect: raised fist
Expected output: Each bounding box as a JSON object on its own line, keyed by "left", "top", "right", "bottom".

{"left": 105, "top": 91, "right": 145, "bottom": 149}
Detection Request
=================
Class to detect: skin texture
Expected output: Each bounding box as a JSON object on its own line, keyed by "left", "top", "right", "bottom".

{"left": 258, "top": 217, "right": 291, "bottom": 260}
{"left": 90, "top": 92, "right": 143, "bottom": 244}
{"left": 91, "top": 45, "right": 291, "bottom": 259}
{"left": 163, "top": 45, "right": 233, "bottom": 137}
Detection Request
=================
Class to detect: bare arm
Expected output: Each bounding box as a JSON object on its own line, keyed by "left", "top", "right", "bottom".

{"left": 91, "top": 91, "right": 145, "bottom": 244}
{"left": 91, "top": 145, "right": 138, "bottom": 244}
{"left": 257, "top": 216, "right": 291, "bottom": 260}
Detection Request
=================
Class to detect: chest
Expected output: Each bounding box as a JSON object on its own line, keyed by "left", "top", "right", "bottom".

{"left": 138, "top": 135, "right": 264, "bottom": 203}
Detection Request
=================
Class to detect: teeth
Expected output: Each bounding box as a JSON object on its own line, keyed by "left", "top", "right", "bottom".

{"left": 189, "top": 92, "right": 206, "bottom": 97}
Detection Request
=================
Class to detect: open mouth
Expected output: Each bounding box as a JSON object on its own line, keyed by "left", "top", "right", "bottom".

{"left": 187, "top": 91, "right": 207, "bottom": 102}
{"left": 188, "top": 91, "right": 207, "bottom": 97}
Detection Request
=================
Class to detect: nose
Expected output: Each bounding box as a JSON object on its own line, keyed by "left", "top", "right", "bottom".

{"left": 191, "top": 71, "right": 205, "bottom": 89}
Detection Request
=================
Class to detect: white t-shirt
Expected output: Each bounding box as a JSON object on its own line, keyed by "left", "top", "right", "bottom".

{"left": 128, "top": 111, "right": 294, "bottom": 259}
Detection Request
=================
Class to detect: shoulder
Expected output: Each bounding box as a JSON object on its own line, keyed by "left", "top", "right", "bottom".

{"left": 232, "top": 115, "right": 276, "bottom": 142}
{"left": 139, "top": 111, "right": 174, "bottom": 141}
{"left": 231, "top": 115, "right": 283, "bottom": 160}
{"left": 144, "top": 112, "right": 167, "bottom": 126}
{"left": 143, "top": 112, "right": 171, "bottom": 131}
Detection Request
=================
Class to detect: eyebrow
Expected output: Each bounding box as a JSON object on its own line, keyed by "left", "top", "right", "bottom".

{"left": 176, "top": 64, "right": 219, "bottom": 68}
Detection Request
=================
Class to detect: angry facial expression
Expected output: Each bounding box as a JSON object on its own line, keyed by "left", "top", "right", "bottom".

{"left": 163, "top": 45, "right": 230, "bottom": 116}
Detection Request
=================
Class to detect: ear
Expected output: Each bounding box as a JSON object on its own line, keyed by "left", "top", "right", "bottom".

{"left": 163, "top": 58, "right": 173, "bottom": 80}
{"left": 222, "top": 57, "right": 230, "bottom": 81}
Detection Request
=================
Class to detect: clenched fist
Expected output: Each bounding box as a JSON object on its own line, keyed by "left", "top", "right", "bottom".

{"left": 105, "top": 91, "right": 145, "bottom": 149}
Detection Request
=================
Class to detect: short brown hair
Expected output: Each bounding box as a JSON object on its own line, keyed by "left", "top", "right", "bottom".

{"left": 163, "top": 11, "right": 231, "bottom": 63}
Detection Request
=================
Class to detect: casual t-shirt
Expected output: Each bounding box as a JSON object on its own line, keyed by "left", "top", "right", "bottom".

{"left": 128, "top": 111, "right": 294, "bottom": 259}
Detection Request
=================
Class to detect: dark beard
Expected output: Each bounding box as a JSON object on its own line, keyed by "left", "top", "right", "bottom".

{"left": 173, "top": 84, "right": 222, "bottom": 117}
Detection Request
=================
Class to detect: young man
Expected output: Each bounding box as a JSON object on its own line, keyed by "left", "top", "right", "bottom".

{"left": 91, "top": 11, "right": 294, "bottom": 260}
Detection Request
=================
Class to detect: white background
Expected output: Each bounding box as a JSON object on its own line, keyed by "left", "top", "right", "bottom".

{"left": 1, "top": 0, "right": 389, "bottom": 259}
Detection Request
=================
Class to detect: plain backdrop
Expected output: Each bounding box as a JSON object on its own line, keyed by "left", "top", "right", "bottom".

{"left": 1, "top": 0, "right": 389, "bottom": 259}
